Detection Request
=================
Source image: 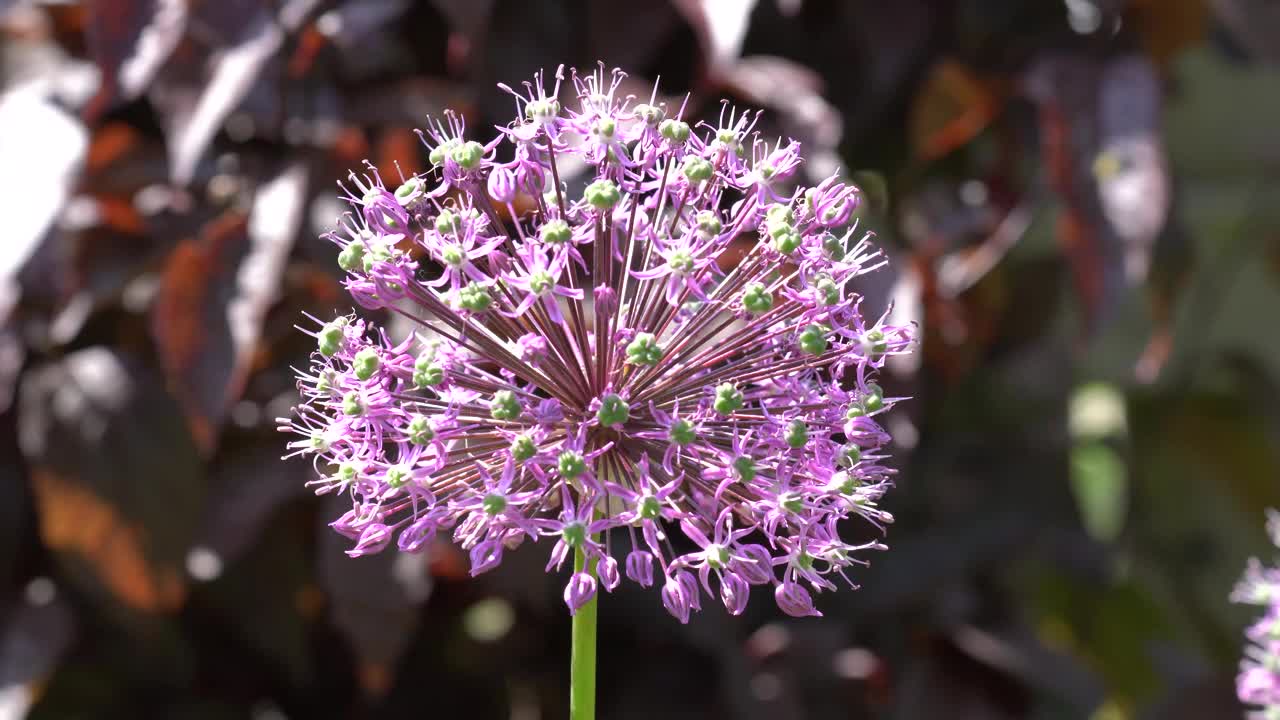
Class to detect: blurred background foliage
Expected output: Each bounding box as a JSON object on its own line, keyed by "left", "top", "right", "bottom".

{"left": 1, "top": 0, "right": 1279, "bottom": 717}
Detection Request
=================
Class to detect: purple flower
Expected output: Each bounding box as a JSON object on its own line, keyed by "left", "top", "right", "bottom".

{"left": 1234, "top": 511, "right": 1280, "bottom": 717}
{"left": 282, "top": 65, "right": 914, "bottom": 620}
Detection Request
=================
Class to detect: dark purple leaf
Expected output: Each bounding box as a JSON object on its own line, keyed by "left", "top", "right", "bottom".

{"left": 0, "top": 89, "right": 87, "bottom": 324}
{"left": 193, "top": 442, "right": 310, "bottom": 569}
{"left": 149, "top": 0, "right": 321, "bottom": 185}
{"left": 82, "top": 0, "right": 187, "bottom": 122}
{"left": 0, "top": 581, "right": 76, "bottom": 716}
{"left": 1210, "top": 0, "right": 1280, "bottom": 64}
{"left": 318, "top": 495, "right": 431, "bottom": 699}
{"left": 149, "top": 163, "right": 305, "bottom": 453}
{"left": 722, "top": 55, "right": 843, "bottom": 182}
{"left": 1095, "top": 54, "right": 1170, "bottom": 284}
{"left": 17, "top": 348, "right": 204, "bottom": 613}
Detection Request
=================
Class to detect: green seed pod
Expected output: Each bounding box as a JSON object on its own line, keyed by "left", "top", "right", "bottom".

{"left": 429, "top": 138, "right": 457, "bottom": 166}
{"left": 338, "top": 242, "right": 366, "bottom": 272}
{"left": 525, "top": 98, "right": 560, "bottom": 122}
{"left": 669, "top": 418, "right": 696, "bottom": 446}
{"left": 337, "top": 461, "right": 360, "bottom": 484}
{"left": 639, "top": 494, "right": 662, "bottom": 520}
{"left": 413, "top": 356, "right": 445, "bottom": 388}
{"left": 407, "top": 415, "right": 434, "bottom": 445}
{"left": 780, "top": 492, "right": 804, "bottom": 513}
{"left": 625, "top": 332, "right": 663, "bottom": 366}
{"left": 317, "top": 321, "right": 345, "bottom": 357}
{"left": 695, "top": 211, "right": 722, "bottom": 238}
{"left": 436, "top": 209, "right": 461, "bottom": 235}
{"left": 667, "top": 248, "right": 695, "bottom": 274}
{"left": 682, "top": 156, "right": 714, "bottom": 183}
{"left": 489, "top": 390, "right": 523, "bottom": 421}
{"left": 540, "top": 219, "right": 572, "bottom": 244}
{"left": 456, "top": 283, "right": 494, "bottom": 312}
{"left": 584, "top": 179, "right": 621, "bottom": 210}
{"left": 742, "top": 282, "right": 774, "bottom": 314}
{"left": 863, "top": 329, "right": 888, "bottom": 359}
{"left": 352, "top": 347, "right": 381, "bottom": 381}
{"left": 342, "top": 390, "right": 364, "bottom": 417}
{"left": 510, "top": 434, "right": 537, "bottom": 462}
{"left": 798, "top": 324, "right": 829, "bottom": 355}
{"left": 451, "top": 140, "right": 485, "bottom": 170}
{"left": 784, "top": 419, "right": 809, "bottom": 449}
{"left": 557, "top": 451, "right": 586, "bottom": 480}
{"left": 528, "top": 268, "right": 554, "bottom": 295}
{"left": 385, "top": 464, "right": 411, "bottom": 488}
{"left": 821, "top": 232, "right": 846, "bottom": 259}
{"left": 659, "top": 119, "right": 690, "bottom": 143}
{"left": 863, "top": 383, "right": 884, "bottom": 412}
{"left": 774, "top": 228, "right": 803, "bottom": 255}
{"left": 814, "top": 276, "right": 841, "bottom": 306}
{"left": 633, "top": 103, "right": 665, "bottom": 126}
{"left": 309, "top": 431, "right": 331, "bottom": 452}
{"left": 361, "top": 241, "right": 392, "bottom": 273}
{"left": 561, "top": 521, "right": 586, "bottom": 546}
{"left": 394, "top": 177, "right": 423, "bottom": 206}
{"left": 596, "top": 393, "right": 630, "bottom": 428}
{"left": 483, "top": 493, "right": 508, "bottom": 515}
{"left": 766, "top": 205, "right": 795, "bottom": 226}
{"left": 838, "top": 443, "right": 862, "bottom": 467}
{"left": 714, "top": 383, "right": 744, "bottom": 416}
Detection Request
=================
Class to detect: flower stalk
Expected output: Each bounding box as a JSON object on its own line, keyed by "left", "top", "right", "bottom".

{"left": 570, "top": 543, "right": 598, "bottom": 720}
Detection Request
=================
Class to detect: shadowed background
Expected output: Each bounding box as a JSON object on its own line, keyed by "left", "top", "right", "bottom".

{"left": 2, "top": 0, "right": 1278, "bottom": 718}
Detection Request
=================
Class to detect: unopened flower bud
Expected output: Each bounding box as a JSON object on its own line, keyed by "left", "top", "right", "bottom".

{"left": 598, "top": 554, "right": 621, "bottom": 591}
{"left": 626, "top": 550, "right": 655, "bottom": 587}
{"left": 487, "top": 166, "right": 518, "bottom": 204}
{"left": 593, "top": 285, "right": 617, "bottom": 316}
{"left": 565, "top": 571, "right": 598, "bottom": 614}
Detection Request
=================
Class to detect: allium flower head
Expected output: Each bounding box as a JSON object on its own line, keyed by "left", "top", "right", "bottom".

{"left": 282, "top": 65, "right": 913, "bottom": 621}
{"left": 1235, "top": 511, "right": 1280, "bottom": 718}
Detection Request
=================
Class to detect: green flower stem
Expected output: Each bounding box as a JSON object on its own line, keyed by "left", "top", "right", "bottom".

{"left": 570, "top": 544, "right": 598, "bottom": 720}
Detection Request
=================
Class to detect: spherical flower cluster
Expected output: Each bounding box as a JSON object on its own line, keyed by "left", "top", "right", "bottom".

{"left": 281, "top": 65, "right": 913, "bottom": 621}
{"left": 1234, "top": 511, "right": 1280, "bottom": 718}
